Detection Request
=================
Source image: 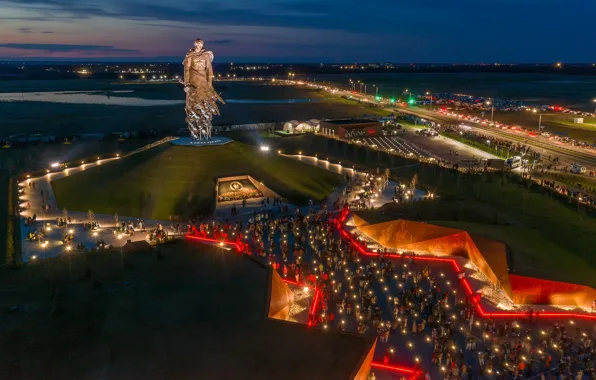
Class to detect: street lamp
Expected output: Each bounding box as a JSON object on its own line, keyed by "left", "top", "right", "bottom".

{"left": 533, "top": 109, "right": 544, "bottom": 132}
{"left": 426, "top": 91, "right": 433, "bottom": 108}
{"left": 66, "top": 245, "right": 73, "bottom": 277}
{"left": 486, "top": 101, "right": 494, "bottom": 122}
{"left": 592, "top": 99, "right": 596, "bottom": 113}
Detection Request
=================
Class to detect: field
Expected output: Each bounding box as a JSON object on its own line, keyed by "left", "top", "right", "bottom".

{"left": 315, "top": 72, "right": 596, "bottom": 142}
{"left": 0, "top": 241, "right": 265, "bottom": 379}
{"left": 233, "top": 133, "right": 596, "bottom": 286}
{"left": 429, "top": 220, "right": 595, "bottom": 286}
{"left": 316, "top": 72, "right": 596, "bottom": 112}
{"left": 0, "top": 81, "right": 389, "bottom": 136}
{"left": 51, "top": 141, "right": 343, "bottom": 220}
{"left": 0, "top": 138, "right": 158, "bottom": 264}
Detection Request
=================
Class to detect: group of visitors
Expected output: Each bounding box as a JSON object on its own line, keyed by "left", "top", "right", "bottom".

{"left": 183, "top": 175, "right": 596, "bottom": 380}
{"left": 217, "top": 189, "right": 263, "bottom": 203}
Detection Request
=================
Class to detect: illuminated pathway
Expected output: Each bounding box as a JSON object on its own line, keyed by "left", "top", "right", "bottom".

{"left": 185, "top": 210, "right": 596, "bottom": 379}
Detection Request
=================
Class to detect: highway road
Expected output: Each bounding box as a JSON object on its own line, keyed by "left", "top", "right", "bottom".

{"left": 392, "top": 106, "right": 596, "bottom": 168}
{"left": 326, "top": 85, "right": 596, "bottom": 169}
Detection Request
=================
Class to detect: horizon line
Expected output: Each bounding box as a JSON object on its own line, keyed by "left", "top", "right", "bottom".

{"left": 1, "top": 58, "right": 595, "bottom": 66}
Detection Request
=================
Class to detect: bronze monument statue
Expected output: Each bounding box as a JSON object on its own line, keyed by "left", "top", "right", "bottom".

{"left": 181, "top": 39, "right": 224, "bottom": 140}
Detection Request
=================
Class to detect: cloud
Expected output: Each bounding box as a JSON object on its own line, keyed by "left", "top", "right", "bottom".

{"left": 15, "top": 27, "right": 55, "bottom": 34}
{"left": 0, "top": 43, "right": 139, "bottom": 53}
{"left": 1, "top": 0, "right": 595, "bottom": 62}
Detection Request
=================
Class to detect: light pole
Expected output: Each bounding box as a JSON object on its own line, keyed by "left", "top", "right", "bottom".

{"left": 486, "top": 101, "right": 494, "bottom": 122}
{"left": 66, "top": 245, "right": 72, "bottom": 277}
{"left": 592, "top": 98, "right": 596, "bottom": 113}
{"left": 364, "top": 84, "right": 367, "bottom": 95}
{"left": 426, "top": 92, "right": 432, "bottom": 109}
{"left": 533, "top": 109, "right": 543, "bottom": 133}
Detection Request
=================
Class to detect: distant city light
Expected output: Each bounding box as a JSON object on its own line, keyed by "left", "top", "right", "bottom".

{"left": 51, "top": 162, "right": 60, "bottom": 168}
{"left": 260, "top": 146, "right": 270, "bottom": 152}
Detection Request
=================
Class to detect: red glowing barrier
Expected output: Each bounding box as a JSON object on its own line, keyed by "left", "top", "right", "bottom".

{"left": 185, "top": 234, "right": 244, "bottom": 252}
{"left": 337, "top": 213, "right": 596, "bottom": 321}
{"left": 371, "top": 362, "right": 417, "bottom": 375}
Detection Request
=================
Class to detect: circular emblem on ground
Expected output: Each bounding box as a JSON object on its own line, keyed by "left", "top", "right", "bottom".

{"left": 229, "top": 181, "right": 244, "bottom": 192}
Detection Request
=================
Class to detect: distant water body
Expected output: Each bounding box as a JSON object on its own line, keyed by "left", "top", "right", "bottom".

{"left": 0, "top": 91, "right": 184, "bottom": 106}
{"left": 0, "top": 90, "right": 317, "bottom": 106}
{"left": 225, "top": 98, "right": 318, "bottom": 104}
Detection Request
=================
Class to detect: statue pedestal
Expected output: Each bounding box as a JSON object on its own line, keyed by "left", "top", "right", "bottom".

{"left": 171, "top": 136, "right": 233, "bottom": 147}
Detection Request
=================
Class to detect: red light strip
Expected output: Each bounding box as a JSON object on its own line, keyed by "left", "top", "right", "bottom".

{"left": 185, "top": 234, "right": 243, "bottom": 252}
{"left": 185, "top": 234, "right": 328, "bottom": 325}
{"left": 308, "top": 288, "right": 321, "bottom": 327}
{"left": 370, "top": 362, "right": 417, "bottom": 375}
{"left": 337, "top": 213, "right": 596, "bottom": 321}
{"left": 282, "top": 278, "right": 315, "bottom": 289}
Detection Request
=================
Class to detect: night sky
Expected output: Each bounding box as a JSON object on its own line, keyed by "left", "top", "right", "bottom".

{"left": 1, "top": 0, "right": 595, "bottom": 62}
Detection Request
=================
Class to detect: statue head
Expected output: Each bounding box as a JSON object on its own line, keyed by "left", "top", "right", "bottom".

{"left": 194, "top": 38, "right": 204, "bottom": 50}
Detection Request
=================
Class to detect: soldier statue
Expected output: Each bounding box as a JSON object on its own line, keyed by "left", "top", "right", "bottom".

{"left": 180, "top": 38, "right": 224, "bottom": 140}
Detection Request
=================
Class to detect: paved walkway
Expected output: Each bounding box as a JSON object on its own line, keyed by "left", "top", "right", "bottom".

{"left": 18, "top": 157, "right": 174, "bottom": 262}
{"left": 283, "top": 154, "right": 432, "bottom": 207}
{"left": 236, "top": 211, "right": 595, "bottom": 380}
{"left": 17, "top": 154, "right": 350, "bottom": 262}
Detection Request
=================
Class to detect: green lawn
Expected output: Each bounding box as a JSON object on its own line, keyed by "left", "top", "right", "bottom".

{"left": 357, "top": 195, "right": 596, "bottom": 287}
{"left": 248, "top": 134, "right": 596, "bottom": 286}
{"left": 429, "top": 221, "right": 596, "bottom": 287}
{"left": 441, "top": 131, "right": 508, "bottom": 158}
{"left": 51, "top": 141, "right": 343, "bottom": 220}
{"left": 0, "top": 138, "right": 156, "bottom": 264}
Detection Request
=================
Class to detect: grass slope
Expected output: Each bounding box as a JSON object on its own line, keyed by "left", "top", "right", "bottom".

{"left": 253, "top": 134, "right": 596, "bottom": 286}
{"left": 429, "top": 220, "right": 596, "bottom": 287}
{"left": 51, "top": 141, "right": 343, "bottom": 220}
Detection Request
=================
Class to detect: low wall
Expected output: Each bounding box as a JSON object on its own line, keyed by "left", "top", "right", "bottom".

{"left": 353, "top": 339, "right": 377, "bottom": 380}
{"left": 509, "top": 274, "right": 596, "bottom": 310}
{"left": 213, "top": 123, "right": 275, "bottom": 133}
{"left": 268, "top": 269, "right": 294, "bottom": 320}
{"left": 215, "top": 175, "right": 281, "bottom": 205}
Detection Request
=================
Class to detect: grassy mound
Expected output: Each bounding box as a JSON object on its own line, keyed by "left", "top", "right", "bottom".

{"left": 51, "top": 141, "right": 343, "bottom": 220}
{"left": 430, "top": 220, "right": 595, "bottom": 287}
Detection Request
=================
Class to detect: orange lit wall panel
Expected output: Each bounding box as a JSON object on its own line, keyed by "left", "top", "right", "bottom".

{"left": 509, "top": 274, "right": 596, "bottom": 310}
{"left": 268, "top": 269, "right": 294, "bottom": 320}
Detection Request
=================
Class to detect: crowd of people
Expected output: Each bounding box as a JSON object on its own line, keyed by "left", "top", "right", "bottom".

{"left": 217, "top": 189, "right": 264, "bottom": 203}
{"left": 184, "top": 174, "right": 596, "bottom": 380}
{"left": 16, "top": 152, "right": 595, "bottom": 380}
